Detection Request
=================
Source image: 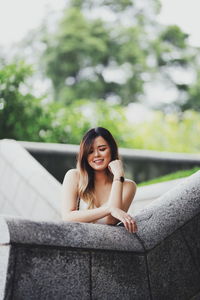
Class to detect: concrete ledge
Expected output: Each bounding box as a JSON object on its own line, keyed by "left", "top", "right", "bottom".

{"left": 0, "top": 217, "right": 143, "bottom": 253}
{"left": 135, "top": 170, "right": 200, "bottom": 249}
{"left": 19, "top": 140, "right": 200, "bottom": 183}
{"left": 1, "top": 171, "right": 200, "bottom": 299}
{"left": 129, "top": 177, "right": 187, "bottom": 214}
{"left": 20, "top": 141, "right": 200, "bottom": 162}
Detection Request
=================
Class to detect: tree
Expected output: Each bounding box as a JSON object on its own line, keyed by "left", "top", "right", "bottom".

{"left": 42, "top": 0, "right": 160, "bottom": 105}
{"left": 151, "top": 25, "right": 198, "bottom": 111}
{"left": 179, "top": 70, "right": 200, "bottom": 112}
{"left": 37, "top": 99, "right": 131, "bottom": 146}
{"left": 0, "top": 60, "right": 132, "bottom": 145}
{"left": 0, "top": 61, "right": 48, "bottom": 141}
{"left": 41, "top": 0, "right": 199, "bottom": 110}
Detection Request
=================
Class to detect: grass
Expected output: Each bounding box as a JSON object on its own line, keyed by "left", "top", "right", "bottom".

{"left": 138, "top": 167, "right": 200, "bottom": 187}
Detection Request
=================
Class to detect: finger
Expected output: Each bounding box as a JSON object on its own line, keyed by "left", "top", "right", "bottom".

{"left": 125, "top": 215, "right": 134, "bottom": 232}
{"left": 130, "top": 220, "right": 135, "bottom": 233}
{"left": 129, "top": 222, "right": 133, "bottom": 233}
{"left": 122, "top": 219, "right": 129, "bottom": 232}
{"left": 128, "top": 219, "right": 135, "bottom": 233}
{"left": 125, "top": 218, "right": 132, "bottom": 233}
{"left": 120, "top": 215, "right": 133, "bottom": 232}
{"left": 132, "top": 221, "right": 138, "bottom": 233}
{"left": 129, "top": 222, "right": 134, "bottom": 233}
{"left": 135, "top": 223, "right": 138, "bottom": 232}
{"left": 127, "top": 219, "right": 134, "bottom": 233}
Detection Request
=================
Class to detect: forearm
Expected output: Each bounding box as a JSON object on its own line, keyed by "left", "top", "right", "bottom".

{"left": 107, "top": 180, "right": 123, "bottom": 209}
{"left": 104, "top": 180, "right": 124, "bottom": 224}
{"left": 62, "top": 205, "right": 111, "bottom": 223}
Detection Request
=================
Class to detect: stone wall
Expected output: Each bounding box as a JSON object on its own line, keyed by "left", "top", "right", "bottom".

{"left": 0, "top": 139, "right": 60, "bottom": 220}
{"left": 20, "top": 141, "right": 200, "bottom": 183}
{"left": 1, "top": 171, "right": 200, "bottom": 300}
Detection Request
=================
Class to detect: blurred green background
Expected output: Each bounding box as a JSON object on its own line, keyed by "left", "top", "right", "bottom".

{"left": 0, "top": 0, "right": 200, "bottom": 153}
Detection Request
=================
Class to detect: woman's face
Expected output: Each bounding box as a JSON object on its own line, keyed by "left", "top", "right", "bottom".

{"left": 87, "top": 136, "right": 111, "bottom": 171}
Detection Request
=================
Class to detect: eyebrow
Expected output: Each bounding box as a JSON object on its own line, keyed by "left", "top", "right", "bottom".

{"left": 90, "top": 144, "right": 107, "bottom": 150}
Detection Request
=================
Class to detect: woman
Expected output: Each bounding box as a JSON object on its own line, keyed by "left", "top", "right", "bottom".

{"left": 61, "top": 127, "right": 137, "bottom": 233}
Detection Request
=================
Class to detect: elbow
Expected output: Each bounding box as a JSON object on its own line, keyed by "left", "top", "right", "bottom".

{"left": 62, "top": 217, "right": 77, "bottom": 223}
{"left": 61, "top": 210, "right": 83, "bottom": 223}
{"left": 61, "top": 211, "right": 75, "bottom": 222}
{"left": 62, "top": 215, "right": 70, "bottom": 222}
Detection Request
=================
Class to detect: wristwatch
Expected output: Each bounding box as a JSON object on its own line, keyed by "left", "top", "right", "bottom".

{"left": 114, "top": 176, "right": 125, "bottom": 183}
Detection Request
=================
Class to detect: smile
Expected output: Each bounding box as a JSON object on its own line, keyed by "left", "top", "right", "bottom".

{"left": 93, "top": 159, "right": 104, "bottom": 164}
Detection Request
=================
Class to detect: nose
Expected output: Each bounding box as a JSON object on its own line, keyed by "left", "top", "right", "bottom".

{"left": 94, "top": 148, "right": 100, "bottom": 157}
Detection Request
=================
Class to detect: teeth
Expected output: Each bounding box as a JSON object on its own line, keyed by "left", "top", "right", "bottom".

{"left": 94, "top": 159, "right": 103, "bottom": 162}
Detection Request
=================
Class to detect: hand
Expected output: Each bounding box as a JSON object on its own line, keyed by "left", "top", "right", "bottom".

{"left": 108, "top": 160, "right": 124, "bottom": 178}
{"left": 110, "top": 207, "right": 137, "bottom": 233}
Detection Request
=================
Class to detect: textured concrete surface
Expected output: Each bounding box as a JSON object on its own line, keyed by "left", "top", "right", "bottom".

{"left": 1, "top": 217, "right": 144, "bottom": 253}
{"left": 91, "top": 251, "right": 150, "bottom": 299}
{"left": 0, "top": 246, "right": 10, "bottom": 300}
{"left": 148, "top": 230, "right": 200, "bottom": 300}
{"left": 134, "top": 171, "right": 200, "bottom": 249}
{"left": 181, "top": 214, "right": 200, "bottom": 272}
{"left": 1, "top": 160, "right": 200, "bottom": 299}
{"left": 11, "top": 246, "right": 90, "bottom": 300}
{"left": 129, "top": 177, "right": 186, "bottom": 215}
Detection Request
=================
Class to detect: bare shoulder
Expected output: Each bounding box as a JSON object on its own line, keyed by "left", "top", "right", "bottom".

{"left": 122, "top": 179, "right": 137, "bottom": 209}
{"left": 124, "top": 179, "right": 137, "bottom": 193}
{"left": 63, "top": 168, "right": 79, "bottom": 184}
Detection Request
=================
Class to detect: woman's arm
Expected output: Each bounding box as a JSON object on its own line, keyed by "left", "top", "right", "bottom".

{"left": 105, "top": 180, "right": 137, "bottom": 224}
{"left": 105, "top": 160, "right": 137, "bottom": 231}
{"left": 107, "top": 160, "right": 136, "bottom": 211}
{"left": 61, "top": 169, "right": 111, "bottom": 223}
{"left": 61, "top": 167, "right": 137, "bottom": 232}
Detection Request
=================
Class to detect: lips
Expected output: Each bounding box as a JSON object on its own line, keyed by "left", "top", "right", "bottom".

{"left": 93, "top": 159, "right": 104, "bottom": 164}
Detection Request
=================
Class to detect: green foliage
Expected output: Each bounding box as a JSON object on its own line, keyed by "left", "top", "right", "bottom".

{"left": 160, "top": 25, "right": 189, "bottom": 49}
{"left": 40, "top": 0, "right": 199, "bottom": 110}
{"left": 0, "top": 62, "right": 47, "bottom": 141}
{"left": 0, "top": 61, "right": 131, "bottom": 145}
{"left": 152, "top": 24, "right": 195, "bottom": 68}
{"left": 181, "top": 71, "right": 200, "bottom": 112}
{"left": 129, "top": 110, "right": 200, "bottom": 153}
{"left": 70, "top": 0, "right": 140, "bottom": 12}
{"left": 138, "top": 167, "right": 200, "bottom": 186}
{"left": 44, "top": 8, "right": 110, "bottom": 102}
{"left": 37, "top": 100, "right": 91, "bottom": 144}
{"left": 37, "top": 99, "right": 131, "bottom": 145}
{"left": 1, "top": 60, "right": 199, "bottom": 154}
{"left": 43, "top": 6, "right": 147, "bottom": 105}
{"left": 1, "top": 0, "right": 199, "bottom": 150}
{"left": 41, "top": 1, "right": 156, "bottom": 105}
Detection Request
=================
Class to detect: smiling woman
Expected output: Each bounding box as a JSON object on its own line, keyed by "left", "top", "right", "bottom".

{"left": 61, "top": 127, "right": 137, "bottom": 233}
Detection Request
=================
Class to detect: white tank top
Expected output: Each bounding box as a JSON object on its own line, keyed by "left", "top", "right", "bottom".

{"left": 78, "top": 199, "right": 107, "bottom": 224}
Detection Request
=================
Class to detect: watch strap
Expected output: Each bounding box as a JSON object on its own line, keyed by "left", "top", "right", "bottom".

{"left": 114, "top": 176, "right": 125, "bottom": 183}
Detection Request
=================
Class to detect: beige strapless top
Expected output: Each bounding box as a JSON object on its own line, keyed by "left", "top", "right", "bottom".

{"left": 78, "top": 199, "right": 107, "bottom": 224}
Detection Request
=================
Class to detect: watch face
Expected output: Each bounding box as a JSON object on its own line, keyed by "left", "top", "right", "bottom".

{"left": 120, "top": 176, "right": 125, "bottom": 182}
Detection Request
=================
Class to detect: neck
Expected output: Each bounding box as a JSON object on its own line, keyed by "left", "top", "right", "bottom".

{"left": 94, "top": 170, "right": 110, "bottom": 185}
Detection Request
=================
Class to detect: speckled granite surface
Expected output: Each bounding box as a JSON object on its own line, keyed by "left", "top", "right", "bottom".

{"left": 1, "top": 171, "right": 200, "bottom": 299}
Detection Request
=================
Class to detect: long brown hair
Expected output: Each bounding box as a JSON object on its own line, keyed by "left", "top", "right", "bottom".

{"left": 76, "top": 127, "right": 119, "bottom": 208}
